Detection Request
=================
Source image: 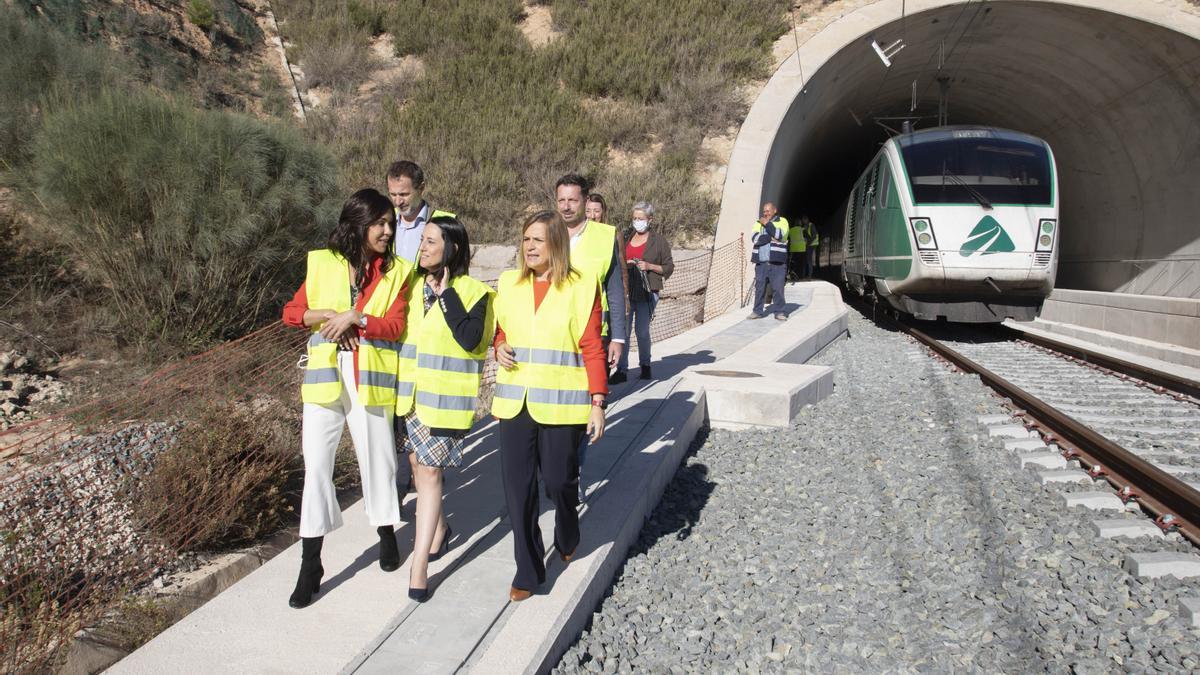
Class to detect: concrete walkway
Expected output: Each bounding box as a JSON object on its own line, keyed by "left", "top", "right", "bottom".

{"left": 113, "top": 282, "right": 846, "bottom": 675}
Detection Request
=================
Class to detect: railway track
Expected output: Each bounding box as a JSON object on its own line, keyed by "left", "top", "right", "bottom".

{"left": 896, "top": 318, "right": 1200, "bottom": 545}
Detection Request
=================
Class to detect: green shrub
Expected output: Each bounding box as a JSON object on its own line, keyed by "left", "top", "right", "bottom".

{"left": 384, "top": 0, "right": 524, "bottom": 56}
{"left": 373, "top": 44, "right": 608, "bottom": 241}
{"left": 298, "top": 33, "right": 374, "bottom": 92}
{"left": 598, "top": 155, "right": 718, "bottom": 244}
{"left": 187, "top": 0, "right": 216, "bottom": 31}
{"left": 347, "top": 0, "right": 388, "bottom": 36}
{"left": 547, "top": 0, "right": 790, "bottom": 104}
{"left": 0, "top": 6, "right": 123, "bottom": 168}
{"left": 258, "top": 63, "right": 295, "bottom": 119}
{"left": 274, "top": 0, "right": 792, "bottom": 243}
{"left": 28, "top": 90, "right": 340, "bottom": 350}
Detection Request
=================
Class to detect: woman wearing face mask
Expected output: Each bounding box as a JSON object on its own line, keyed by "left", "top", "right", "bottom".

{"left": 492, "top": 211, "right": 607, "bottom": 602}
{"left": 281, "top": 188, "right": 410, "bottom": 609}
{"left": 393, "top": 215, "right": 494, "bottom": 602}
{"left": 615, "top": 202, "right": 674, "bottom": 380}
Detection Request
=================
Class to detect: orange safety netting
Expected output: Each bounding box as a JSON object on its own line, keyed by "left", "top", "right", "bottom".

{"left": 0, "top": 237, "right": 744, "bottom": 671}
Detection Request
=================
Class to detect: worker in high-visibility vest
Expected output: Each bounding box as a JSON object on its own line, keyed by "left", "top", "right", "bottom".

{"left": 749, "top": 201, "right": 790, "bottom": 320}
{"left": 554, "top": 175, "right": 627, "bottom": 505}
{"left": 554, "top": 174, "right": 627, "bottom": 380}
{"left": 585, "top": 191, "right": 630, "bottom": 335}
{"left": 492, "top": 211, "right": 608, "bottom": 603}
{"left": 787, "top": 218, "right": 807, "bottom": 281}
{"left": 803, "top": 215, "right": 820, "bottom": 279}
{"left": 281, "top": 188, "right": 412, "bottom": 609}
{"left": 394, "top": 215, "right": 494, "bottom": 602}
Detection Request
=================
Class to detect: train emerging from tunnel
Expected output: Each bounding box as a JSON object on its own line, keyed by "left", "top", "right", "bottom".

{"left": 839, "top": 126, "right": 1059, "bottom": 323}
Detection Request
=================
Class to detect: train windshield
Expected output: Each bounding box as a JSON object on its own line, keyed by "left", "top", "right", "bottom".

{"left": 900, "top": 133, "right": 1053, "bottom": 206}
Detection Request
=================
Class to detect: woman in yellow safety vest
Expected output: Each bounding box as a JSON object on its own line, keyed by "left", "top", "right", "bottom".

{"left": 492, "top": 211, "right": 608, "bottom": 602}
{"left": 394, "top": 215, "right": 494, "bottom": 602}
{"left": 281, "top": 188, "right": 411, "bottom": 609}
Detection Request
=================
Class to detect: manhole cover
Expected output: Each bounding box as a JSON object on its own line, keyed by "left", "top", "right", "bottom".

{"left": 695, "top": 369, "right": 762, "bottom": 378}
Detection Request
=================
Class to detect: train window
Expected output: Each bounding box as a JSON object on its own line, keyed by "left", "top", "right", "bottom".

{"left": 899, "top": 135, "right": 1052, "bottom": 205}
{"left": 877, "top": 161, "right": 890, "bottom": 208}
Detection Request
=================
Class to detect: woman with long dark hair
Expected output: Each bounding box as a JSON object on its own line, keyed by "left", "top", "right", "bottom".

{"left": 491, "top": 211, "right": 608, "bottom": 602}
{"left": 393, "top": 215, "right": 494, "bottom": 601}
{"left": 281, "top": 188, "right": 412, "bottom": 608}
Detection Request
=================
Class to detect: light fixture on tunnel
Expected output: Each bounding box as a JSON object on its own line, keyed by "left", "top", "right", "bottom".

{"left": 870, "top": 37, "right": 906, "bottom": 68}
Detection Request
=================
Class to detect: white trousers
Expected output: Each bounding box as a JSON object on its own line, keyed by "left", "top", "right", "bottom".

{"left": 299, "top": 351, "right": 401, "bottom": 538}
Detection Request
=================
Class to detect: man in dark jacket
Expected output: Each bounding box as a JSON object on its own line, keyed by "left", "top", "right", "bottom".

{"left": 750, "top": 201, "right": 789, "bottom": 320}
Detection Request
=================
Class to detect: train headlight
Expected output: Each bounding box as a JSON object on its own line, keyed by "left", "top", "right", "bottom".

{"left": 909, "top": 217, "right": 938, "bottom": 250}
{"left": 1036, "top": 219, "right": 1056, "bottom": 251}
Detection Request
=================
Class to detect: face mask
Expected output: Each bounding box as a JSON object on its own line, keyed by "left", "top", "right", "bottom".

{"left": 632, "top": 219, "right": 649, "bottom": 233}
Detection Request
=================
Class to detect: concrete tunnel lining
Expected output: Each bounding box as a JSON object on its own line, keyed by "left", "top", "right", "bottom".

{"left": 715, "top": 0, "right": 1200, "bottom": 299}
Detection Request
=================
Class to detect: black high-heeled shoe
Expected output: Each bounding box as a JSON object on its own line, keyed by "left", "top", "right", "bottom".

{"left": 427, "top": 524, "right": 453, "bottom": 562}
{"left": 378, "top": 525, "right": 400, "bottom": 572}
{"left": 289, "top": 537, "right": 324, "bottom": 609}
{"left": 408, "top": 586, "right": 429, "bottom": 602}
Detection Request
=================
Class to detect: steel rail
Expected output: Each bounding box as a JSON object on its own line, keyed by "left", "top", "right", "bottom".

{"left": 999, "top": 326, "right": 1200, "bottom": 401}
{"left": 904, "top": 322, "right": 1200, "bottom": 546}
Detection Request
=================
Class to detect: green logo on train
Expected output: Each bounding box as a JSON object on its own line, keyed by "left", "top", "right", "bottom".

{"left": 959, "top": 216, "right": 1016, "bottom": 256}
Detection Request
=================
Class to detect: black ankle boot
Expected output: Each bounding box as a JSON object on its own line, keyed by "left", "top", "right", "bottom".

{"left": 378, "top": 525, "right": 400, "bottom": 572}
{"left": 289, "top": 536, "right": 324, "bottom": 609}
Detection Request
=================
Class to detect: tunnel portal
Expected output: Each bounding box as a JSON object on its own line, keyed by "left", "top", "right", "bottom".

{"left": 731, "top": 0, "right": 1200, "bottom": 298}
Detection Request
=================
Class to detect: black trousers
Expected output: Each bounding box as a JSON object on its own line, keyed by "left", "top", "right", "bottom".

{"left": 500, "top": 404, "right": 586, "bottom": 590}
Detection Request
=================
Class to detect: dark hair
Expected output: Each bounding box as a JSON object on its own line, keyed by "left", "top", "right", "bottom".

{"left": 419, "top": 215, "right": 472, "bottom": 279}
{"left": 386, "top": 160, "right": 425, "bottom": 189}
{"left": 327, "top": 188, "right": 396, "bottom": 290}
{"left": 554, "top": 172, "right": 590, "bottom": 196}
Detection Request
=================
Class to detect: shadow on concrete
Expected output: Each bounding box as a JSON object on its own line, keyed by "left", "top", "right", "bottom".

{"left": 535, "top": 392, "right": 713, "bottom": 597}
{"left": 320, "top": 422, "right": 507, "bottom": 601}
{"left": 627, "top": 425, "right": 713, "bottom": 547}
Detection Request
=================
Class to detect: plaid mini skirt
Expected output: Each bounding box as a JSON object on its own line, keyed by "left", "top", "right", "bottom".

{"left": 396, "top": 410, "right": 465, "bottom": 468}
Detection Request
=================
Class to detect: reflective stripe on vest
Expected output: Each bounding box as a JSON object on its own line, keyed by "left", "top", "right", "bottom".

{"left": 394, "top": 273, "right": 494, "bottom": 429}
{"left": 300, "top": 249, "right": 412, "bottom": 406}
{"left": 753, "top": 217, "right": 790, "bottom": 263}
{"left": 491, "top": 270, "right": 596, "bottom": 425}
{"left": 571, "top": 220, "right": 616, "bottom": 337}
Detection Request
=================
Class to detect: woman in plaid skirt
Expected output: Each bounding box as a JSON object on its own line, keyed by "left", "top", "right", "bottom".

{"left": 394, "top": 215, "right": 494, "bottom": 601}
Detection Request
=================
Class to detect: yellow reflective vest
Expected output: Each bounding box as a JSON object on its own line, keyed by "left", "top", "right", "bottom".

{"left": 301, "top": 250, "right": 412, "bottom": 406}
{"left": 788, "top": 224, "right": 807, "bottom": 253}
{"left": 394, "top": 273, "right": 495, "bottom": 429}
{"left": 491, "top": 270, "right": 597, "bottom": 425}
{"left": 570, "top": 220, "right": 616, "bottom": 337}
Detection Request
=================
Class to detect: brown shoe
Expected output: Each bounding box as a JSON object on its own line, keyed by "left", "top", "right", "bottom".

{"left": 559, "top": 549, "right": 576, "bottom": 563}
{"left": 509, "top": 586, "right": 532, "bottom": 602}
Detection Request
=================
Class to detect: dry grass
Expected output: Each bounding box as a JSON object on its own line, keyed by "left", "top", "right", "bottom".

{"left": 130, "top": 402, "right": 302, "bottom": 553}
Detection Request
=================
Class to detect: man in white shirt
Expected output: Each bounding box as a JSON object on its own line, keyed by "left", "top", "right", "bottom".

{"left": 386, "top": 160, "right": 436, "bottom": 263}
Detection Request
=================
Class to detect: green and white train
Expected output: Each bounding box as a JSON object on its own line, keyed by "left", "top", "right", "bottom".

{"left": 839, "top": 126, "right": 1059, "bottom": 322}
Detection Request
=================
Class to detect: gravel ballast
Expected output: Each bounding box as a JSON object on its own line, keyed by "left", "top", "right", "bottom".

{"left": 555, "top": 311, "right": 1200, "bottom": 673}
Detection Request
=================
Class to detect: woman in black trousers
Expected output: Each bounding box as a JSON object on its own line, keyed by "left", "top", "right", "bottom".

{"left": 491, "top": 211, "right": 609, "bottom": 601}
